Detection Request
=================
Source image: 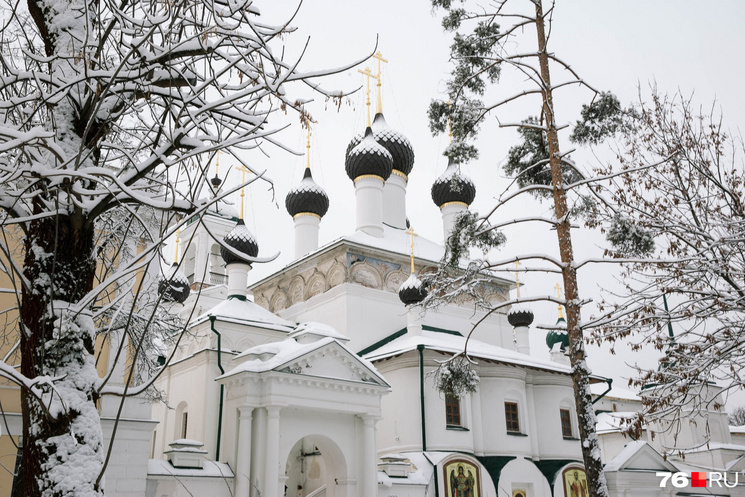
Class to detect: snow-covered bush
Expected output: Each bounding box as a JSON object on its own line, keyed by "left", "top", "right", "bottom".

{"left": 433, "top": 356, "right": 480, "bottom": 397}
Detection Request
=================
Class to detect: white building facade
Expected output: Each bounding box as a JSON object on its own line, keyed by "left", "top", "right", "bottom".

{"left": 137, "top": 96, "right": 745, "bottom": 497}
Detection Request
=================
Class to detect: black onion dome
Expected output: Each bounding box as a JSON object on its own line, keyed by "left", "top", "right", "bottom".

{"left": 285, "top": 168, "right": 329, "bottom": 218}
{"left": 398, "top": 273, "right": 428, "bottom": 305}
{"left": 158, "top": 263, "right": 191, "bottom": 303}
{"left": 371, "top": 113, "right": 415, "bottom": 176}
{"left": 507, "top": 305, "right": 534, "bottom": 328}
{"left": 221, "top": 219, "right": 259, "bottom": 265}
{"left": 345, "top": 127, "right": 393, "bottom": 181}
{"left": 345, "top": 132, "right": 364, "bottom": 159}
{"left": 211, "top": 175, "right": 222, "bottom": 188}
{"left": 431, "top": 157, "right": 476, "bottom": 208}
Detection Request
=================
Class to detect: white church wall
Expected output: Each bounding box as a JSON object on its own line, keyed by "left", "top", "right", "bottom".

{"left": 593, "top": 396, "right": 640, "bottom": 414}
{"left": 152, "top": 349, "right": 221, "bottom": 460}
{"left": 276, "top": 278, "right": 511, "bottom": 354}
{"left": 376, "top": 361, "right": 422, "bottom": 453}
{"left": 425, "top": 389, "right": 475, "bottom": 454}
{"left": 146, "top": 474, "right": 235, "bottom": 497}
{"left": 277, "top": 283, "right": 351, "bottom": 343}
{"left": 531, "top": 380, "right": 583, "bottom": 459}
{"left": 478, "top": 373, "right": 532, "bottom": 457}
{"left": 101, "top": 417, "right": 157, "bottom": 497}
{"left": 597, "top": 432, "right": 630, "bottom": 463}
{"left": 375, "top": 355, "right": 478, "bottom": 455}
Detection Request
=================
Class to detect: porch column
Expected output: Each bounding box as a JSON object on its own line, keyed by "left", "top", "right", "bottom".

{"left": 250, "top": 408, "right": 266, "bottom": 497}
{"left": 361, "top": 415, "right": 377, "bottom": 497}
{"left": 235, "top": 406, "right": 253, "bottom": 497}
{"left": 264, "top": 406, "right": 282, "bottom": 497}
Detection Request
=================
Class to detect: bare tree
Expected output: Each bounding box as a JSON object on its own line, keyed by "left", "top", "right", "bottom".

{"left": 0, "top": 0, "right": 355, "bottom": 494}
{"left": 729, "top": 406, "right": 745, "bottom": 427}
{"left": 579, "top": 91, "right": 745, "bottom": 449}
{"left": 426, "top": 1, "right": 611, "bottom": 495}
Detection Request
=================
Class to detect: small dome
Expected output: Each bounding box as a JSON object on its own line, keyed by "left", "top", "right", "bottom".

{"left": 398, "top": 273, "right": 428, "bottom": 305}
{"left": 210, "top": 175, "right": 222, "bottom": 189}
{"left": 546, "top": 323, "right": 569, "bottom": 351}
{"left": 221, "top": 219, "right": 259, "bottom": 265}
{"left": 431, "top": 157, "right": 476, "bottom": 208}
{"left": 158, "top": 263, "right": 191, "bottom": 303}
{"left": 371, "top": 113, "right": 415, "bottom": 176}
{"left": 345, "top": 127, "right": 393, "bottom": 181}
{"left": 507, "top": 305, "right": 534, "bottom": 328}
{"left": 285, "top": 168, "right": 329, "bottom": 218}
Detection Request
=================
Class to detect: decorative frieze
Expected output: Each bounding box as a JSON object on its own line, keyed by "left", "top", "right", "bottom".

{"left": 251, "top": 244, "right": 508, "bottom": 313}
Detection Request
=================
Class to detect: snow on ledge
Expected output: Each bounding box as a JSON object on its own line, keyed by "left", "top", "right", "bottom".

{"left": 148, "top": 459, "right": 234, "bottom": 478}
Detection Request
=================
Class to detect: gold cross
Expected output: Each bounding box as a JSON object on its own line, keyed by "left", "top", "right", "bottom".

{"left": 236, "top": 164, "right": 252, "bottom": 220}
{"left": 405, "top": 226, "right": 418, "bottom": 274}
{"left": 555, "top": 283, "right": 565, "bottom": 319}
{"left": 357, "top": 67, "right": 377, "bottom": 127}
{"left": 173, "top": 228, "right": 181, "bottom": 263}
{"left": 372, "top": 51, "right": 388, "bottom": 114}
{"left": 306, "top": 122, "right": 312, "bottom": 170}
{"left": 514, "top": 260, "right": 522, "bottom": 298}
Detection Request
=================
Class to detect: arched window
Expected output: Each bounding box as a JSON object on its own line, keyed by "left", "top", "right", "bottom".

{"left": 175, "top": 401, "right": 189, "bottom": 440}
{"left": 446, "top": 395, "right": 461, "bottom": 426}
{"left": 560, "top": 409, "right": 572, "bottom": 438}
{"left": 181, "top": 411, "right": 189, "bottom": 439}
{"left": 504, "top": 402, "right": 520, "bottom": 433}
{"left": 559, "top": 398, "right": 577, "bottom": 439}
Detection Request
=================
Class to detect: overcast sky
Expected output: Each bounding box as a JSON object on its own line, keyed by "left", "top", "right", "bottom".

{"left": 194, "top": 0, "right": 745, "bottom": 404}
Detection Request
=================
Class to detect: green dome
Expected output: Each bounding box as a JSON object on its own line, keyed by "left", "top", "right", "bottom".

{"left": 546, "top": 319, "right": 569, "bottom": 350}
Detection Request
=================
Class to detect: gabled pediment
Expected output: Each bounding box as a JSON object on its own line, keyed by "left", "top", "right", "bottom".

{"left": 605, "top": 441, "right": 678, "bottom": 473}
{"left": 277, "top": 340, "right": 389, "bottom": 387}
{"left": 222, "top": 336, "right": 389, "bottom": 388}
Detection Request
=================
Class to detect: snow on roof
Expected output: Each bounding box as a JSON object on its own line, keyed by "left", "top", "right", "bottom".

{"left": 730, "top": 425, "right": 745, "bottom": 434}
{"left": 290, "top": 321, "right": 349, "bottom": 342}
{"left": 219, "top": 335, "right": 387, "bottom": 385}
{"left": 595, "top": 411, "right": 636, "bottom": 434}
{"left": 191, "top": 296, "right": 296, "bottom": 332}
{"left": 363, "top": 329, "right": 584, "bottom": 377}
{"left": 343, "top": 225, "right": 445, "bottom": 263}
{"left": 170, "top": 439, "right": 205, "bottom": 447}
{"left": 380, "top": 453, "right": 408, "bottom": 461}
{"left": 590, "top": 383, "right": 641, "bottom": 401}
{"left": 231, "top": 336, "right": 320, "bottom": 371}
{"left": 604, "top": 441, "right": 662, "bottom": 472}
{"left": 148, "top": 459, "right": 234, "bottom": 478}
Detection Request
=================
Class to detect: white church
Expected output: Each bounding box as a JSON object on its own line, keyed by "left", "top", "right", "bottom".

{"left": 89, "top": 72, "right": 745, "bottom": 497}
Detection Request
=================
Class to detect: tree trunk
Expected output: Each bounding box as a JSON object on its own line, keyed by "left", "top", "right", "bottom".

{"left": 533, "top": 2, "right": 609, "bottom": 496}
{"left": 20, "top": 208, "right": 104, "bottom": 497}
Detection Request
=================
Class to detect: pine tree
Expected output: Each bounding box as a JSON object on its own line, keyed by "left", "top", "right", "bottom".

{"left": 427, "top": 1, "right": 614, "bottom": 494}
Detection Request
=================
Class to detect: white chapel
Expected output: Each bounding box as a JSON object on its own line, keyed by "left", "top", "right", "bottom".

{"left": 94, "top": 68, "right": 745, "bottom": 497}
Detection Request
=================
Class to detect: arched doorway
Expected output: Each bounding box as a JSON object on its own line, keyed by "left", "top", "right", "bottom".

{"left": 284, "top": 435, "right": 348, "bottom": 497}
